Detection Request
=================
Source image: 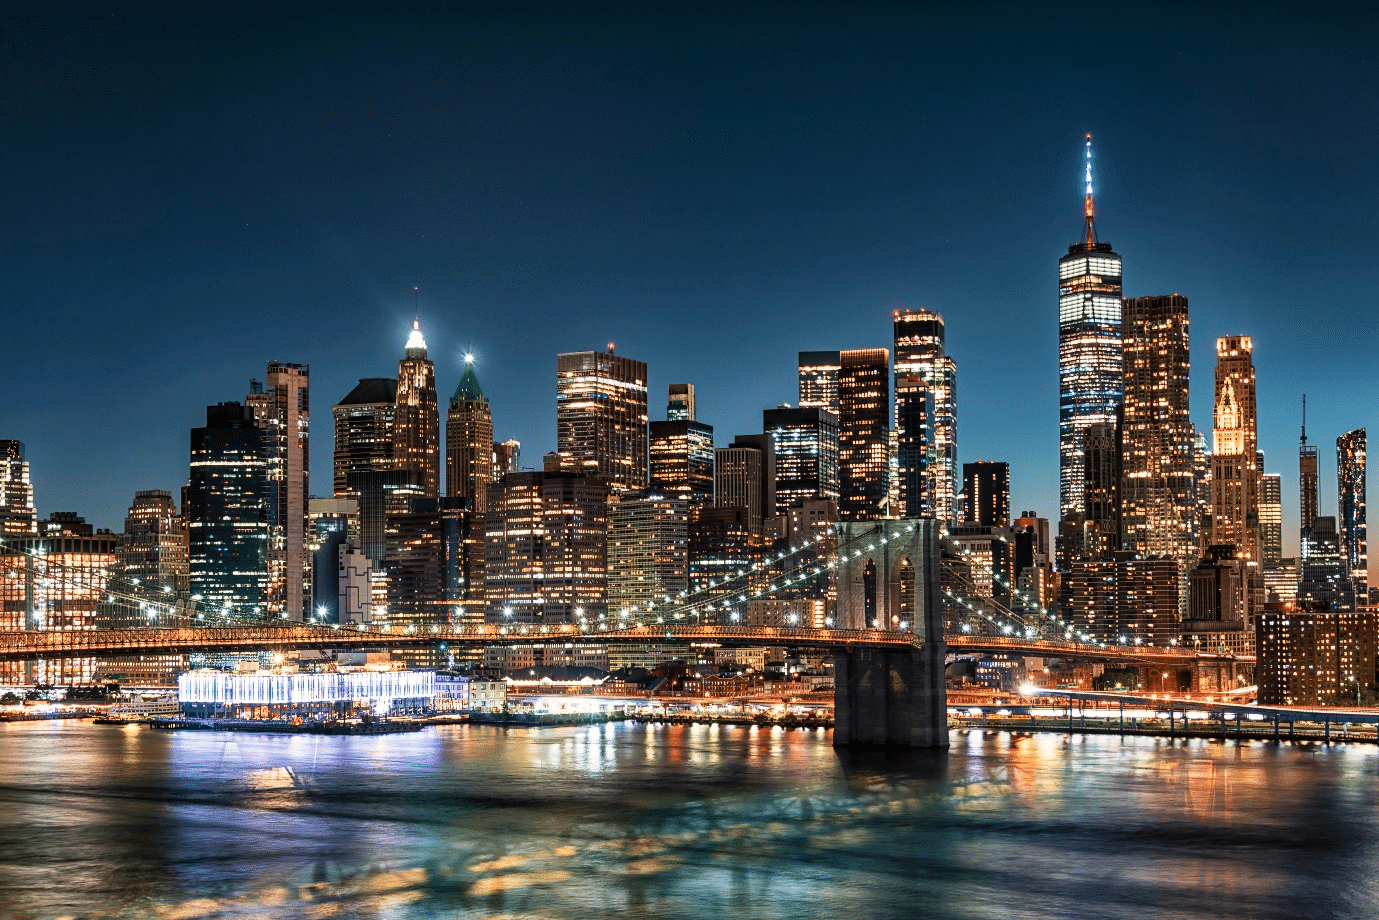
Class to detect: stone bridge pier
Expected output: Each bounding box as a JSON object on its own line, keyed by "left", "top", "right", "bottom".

{"left": 832, "top": 520, "right": 947, "bottom": 748}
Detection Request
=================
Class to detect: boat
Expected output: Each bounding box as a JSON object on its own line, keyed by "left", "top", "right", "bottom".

{"left": 94, "top": 693, "right": 180, "bottom": 724}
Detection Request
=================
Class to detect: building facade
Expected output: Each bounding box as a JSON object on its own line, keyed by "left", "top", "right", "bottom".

{"left": 484, "top": 471, "right": 608, "bottom": 625}
{"left": 1337, "top": 428, "right": 1367, "bottom": 598}
{"left": 798, "top": 350, "right": 841, "bottom": 416}
{"left": 393, "top": 320, "right": 441, "bottom": 498}
{"left": 962, "top": 461, "right": 1009, "bottom": 529}
{"left": 893, "top": 310, "right": 957, "bottom": 522}
{"left": 1058, "top": 136, "right": 1123, "bottom": 522}
{"left": 246, "top": 362, "right": 310, "bottom": 620}
{"left": 838, "top": 348, "right": 890, "bottom": 521}
{"left": 556, "top": 348, "right": 648, "bottom": 492}
{"left": 445, "top": 356, "right": 494, "bottom": 513}
{"left": 649, "top": 419, "right": 715, "bottom": 507}
{"left": 606, "top": 490, "right": 688, "bottom": 616}
{"left": 764, "top": 405, "right": 839, "bottom": 510}
{"left": 1120, "top": 295, "right": 1194, "bottom": 568}
{"left": 0, "top": 440, "right": 36, "bottom": 536}
{"left": 186, "top": 402, "right": 267, "bottom": 620}
{"left": 1209, "top": 336, "right": 1261, "bottom": 566}
{"left": 332, "top": 378, "right": 397, "bottom": 496}
{"left": 1257, "top": 610, "right": 1378, "bottom": 706}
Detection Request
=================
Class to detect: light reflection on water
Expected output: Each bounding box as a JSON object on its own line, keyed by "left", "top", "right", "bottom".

{"left": 0, "top": 721, "right": 1377, "bottom": 919}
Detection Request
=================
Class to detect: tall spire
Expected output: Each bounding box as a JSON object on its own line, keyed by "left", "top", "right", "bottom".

{"left": 1083, "top": 133, "right": 1097, "bottom": 245}
{"left": 1301, "top": 393, "right": 1308, "bottom": 445}
{"left": 405, "top": 286, "right": 427, "bottom": 356}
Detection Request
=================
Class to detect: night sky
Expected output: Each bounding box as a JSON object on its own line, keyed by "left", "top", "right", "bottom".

{"left": 3, "top": 4, "right": 1376, "bottom": 573}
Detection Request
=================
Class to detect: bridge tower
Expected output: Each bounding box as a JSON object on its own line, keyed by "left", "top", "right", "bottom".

{"left": 832, "top": 519, "right": 948, "bottom": 748}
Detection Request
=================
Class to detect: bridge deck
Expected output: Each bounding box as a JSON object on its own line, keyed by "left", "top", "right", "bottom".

{"left": 0, "top": 624, "right": 1238, "bottom": 667}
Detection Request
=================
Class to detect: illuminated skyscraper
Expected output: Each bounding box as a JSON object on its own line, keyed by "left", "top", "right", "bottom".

{"left": 764, "top": 406, "right": 839, "bottom": 509}
{"left": 1338, "top": 428, "right": 1367, "bottom": 597}
{"left": 649, "top": 420, "right": 714, "bottom": 507}
{"left": 556, "top": 347, "right": 649, "bottom": 492}
{"left": 493, "top": 439, "right": 521, "bottom": 479}
{"left": 116, "top": 490, "right": 189, "bottom": 602}
{"left": 667, "top": 383, "right": 696, "bottom": 422}
{"left": 393, "top": 319, "right": 441, "bottom": 498}
{"left": 893, "top": 310, "right": 957, "bottom": 522}
{"left": 445, "top": 354, "right": 493, "bottom": 513}
{"left": 962, "top": 461, "right": 1009, "bottom": 529}
{"left": 332, "top": 378, "right": 397, "bottom": 496}
{"left": 484, "top": 471, "right": 608, "bottom": 625}
{"left": 0, "top": 513, "right": 114, "bottom": 684}
{"left": 715, "top": 436, "right": 774, "bottom": 536}
{"left": 838, "top": 348, "right": 890, "bottom": 521}
{"left": 1120, "top": 295, "right": 1194, "bottom": 566}
{"left": 798, "top": 351, "right": 841, "bottom": 416}
{"left": 0, "top": 440, "right": 36, "bottom": 536}
{"left": 1300, "top": 396, "right": 1319, "bottom": 555}
{"left": 247, "top": 362, "right": 310, "bottom": 620}
{"left": 1260, "top": 473, "right": 1283, "bottom": 568}
{"left": 1209, "top": 336, "right": 1260, "bottom": 566}
{"left": 1059, "top": 135, "right": 1123, "bottom": 522}
{"left": 606, "top": 490, "right": 688, "bottom": 615}
{"left": 187, "top": 402, "right": 267, "bottom": 620}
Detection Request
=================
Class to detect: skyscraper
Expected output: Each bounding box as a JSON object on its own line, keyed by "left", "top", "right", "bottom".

{"left": 1260, "top": 473, "right": 1283, "bottom": 569}
{"left": 187, "top": 402, "right": 267, "bottom": 620}
{"left": 1300, "top": 396, "right": 1319, "bottom": 555}
{"left": 606, "top": 490, "right": 688, "bottom": 615}
{"left": 0, "top": 440, "right": 36, "bottom": 536}
{"left": 246, "top": 362, "right": 310, "bottom": 620}
{"left": 893, "top": 310, "right": 957, "bottom": 522}
{"left": 715, "top": 436, "right": 774, "bottom": 536}
{"left": 1120, "top": 295, "right": 1194, "bottom": 565}
{"left": 115, "top": 490, "right": 189, "bottom": 605}
{"left": 798, "top": 350, "right": 841, "bottom": 416}
{"left": 484, "top": 471, "right": 608, "bottom": 625}
{"left": 1210, "top": 336, "right": 1260, "bottom": 566}
{"left": 667, "top": 383, "right": 695, "bottom": 421}
{"left": 764, "top": 405, "right": 839, "bottom": 509}
{"left": 493, "top": 439, "right": 521, "bottom": 479}
{"left": 445, "top": 354, "right": 494, "bottom": 513}
{"left": 1338, "top": 428, "right": 1367, "bottom": 597}
{"left": 838, "top": 348, "right": 890, "bottom": 521}
{"left": 1083, "top": 421, "right": 1121, "bottom": 559}
{"left": 332, "top": 378, "right": 397, "bottom": 496}
{"left": 556, "top": 347, "right": 649, "bottom": 491}
{"left": 649, "top": 420, "right": 714, "bottom": 507}
{"left": 393, "top": 320, "right": 440, "bottom": 498}
{"left": 1059, "top": 134, "right": 1123, "bottom": 522}
{"left": 962, "top": 461, "right": 1010, "bottom": 529}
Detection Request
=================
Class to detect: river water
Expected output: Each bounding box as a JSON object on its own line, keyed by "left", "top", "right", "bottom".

{"left": 0, "top": 720, "right": 1376, "bottom": 919}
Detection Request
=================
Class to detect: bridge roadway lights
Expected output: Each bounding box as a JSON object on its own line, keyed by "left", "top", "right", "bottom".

{"left": 832, "top": 519, "right": 948, "bottom": 749}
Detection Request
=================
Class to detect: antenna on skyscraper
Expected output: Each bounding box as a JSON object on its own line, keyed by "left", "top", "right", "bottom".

{"left": 413, "top": 285, "right": 420, "bottom": 325}
{"left": 1083, "top": 133, "right": 1097, "bottom": 245}
{"left": 1301, "top": 394, "right": 1307, "bottom": 445}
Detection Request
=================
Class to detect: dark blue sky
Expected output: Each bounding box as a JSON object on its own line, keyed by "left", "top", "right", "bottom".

{"left": 3, "top": 4, "right": 1375, "bottom": 570}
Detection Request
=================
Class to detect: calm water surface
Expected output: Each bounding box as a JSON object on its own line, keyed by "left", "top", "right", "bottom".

{"left": 0, "top": 721, "right": 1376, "bottom": 919}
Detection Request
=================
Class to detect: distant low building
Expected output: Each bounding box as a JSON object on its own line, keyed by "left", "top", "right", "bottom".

{"left": 1257, "top": 610, "right": 1378, "bottom": 706}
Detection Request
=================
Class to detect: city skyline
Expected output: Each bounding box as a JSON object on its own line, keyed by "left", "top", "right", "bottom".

{"left": 1, "top": 6, "right": 1375, "bottom": 577}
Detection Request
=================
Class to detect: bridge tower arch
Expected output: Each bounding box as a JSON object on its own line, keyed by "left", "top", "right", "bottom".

{"left": 832, "top": 520, "right": 948, "bottom": 748}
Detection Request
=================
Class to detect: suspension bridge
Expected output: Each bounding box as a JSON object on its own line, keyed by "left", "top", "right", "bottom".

{"left": 1, "top": 519, "right": 1249, "bottom": 744}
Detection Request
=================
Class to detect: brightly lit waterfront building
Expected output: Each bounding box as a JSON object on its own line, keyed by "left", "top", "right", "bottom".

{"left": 178, "top": 669, "right": 435, "bottom": 719}
{"left": 0, "top": 513, "right": 115, "bottom": 684}
{"left": 1059, "top": 135, "right": 1123, "bottom": 522}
